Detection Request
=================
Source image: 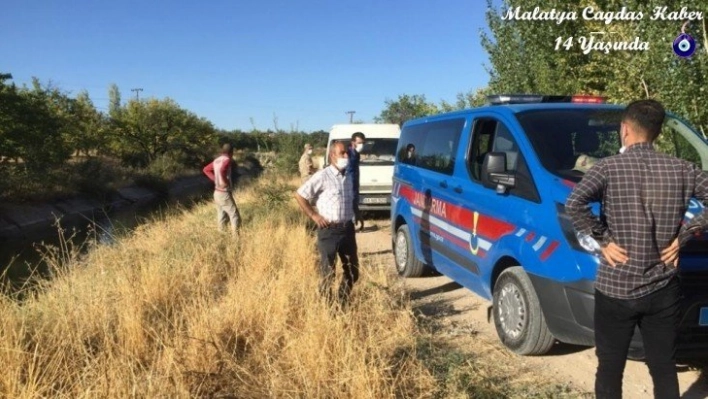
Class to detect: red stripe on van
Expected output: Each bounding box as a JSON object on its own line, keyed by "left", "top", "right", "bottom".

{"left": 399, "top": 184, "right": 516, "bottom": 241}
{"left": 525, "top": 232, "right": 536, "bottom": 242}
{"left": 540, "top": 241, "right": 560, "bottom": 261}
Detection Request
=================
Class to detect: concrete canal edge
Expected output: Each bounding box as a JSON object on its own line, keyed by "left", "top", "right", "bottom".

{"left": 0, "top": 175, "right": 212, "bottom": 241}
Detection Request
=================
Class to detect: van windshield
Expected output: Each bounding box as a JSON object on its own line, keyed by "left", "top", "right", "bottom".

{"left": 516, "top": 109, "right": 708, "bottom": 182}
{"left": 359, "top": 138, "right": 399, "bottom": 165}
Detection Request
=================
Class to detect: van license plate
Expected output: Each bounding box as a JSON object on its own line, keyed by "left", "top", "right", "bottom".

{"left": 362, "top": 197, "right": 388, "bottom": 204}
{"left": 700, "top": 307, "right": 708, "bottom": 327}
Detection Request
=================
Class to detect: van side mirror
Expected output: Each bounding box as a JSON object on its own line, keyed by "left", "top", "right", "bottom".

{"left": 482, "top": 152, "right": 516, "bottom": 194}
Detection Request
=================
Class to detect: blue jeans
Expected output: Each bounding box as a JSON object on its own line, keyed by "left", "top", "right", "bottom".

{"left": 594, "top": 278, "right": 681, "bottom": 399}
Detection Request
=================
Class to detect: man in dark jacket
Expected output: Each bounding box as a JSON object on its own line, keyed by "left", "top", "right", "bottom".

{"left": 347, "top": 132, "right": 366, "bottom": 226}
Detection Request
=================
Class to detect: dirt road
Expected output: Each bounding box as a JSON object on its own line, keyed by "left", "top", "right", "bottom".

{"left": 357, "top": 217, "right": 708, "bottom": 399}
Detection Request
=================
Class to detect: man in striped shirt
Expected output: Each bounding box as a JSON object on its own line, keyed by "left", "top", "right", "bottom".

{"left": 567, "top": 99, "right": 708, "bottom": 399}
{"left": 203, "top": 143, "right": 241, "bottom": 234}
{"left": 295, "top": 141, "right": 359, "bottom": 307}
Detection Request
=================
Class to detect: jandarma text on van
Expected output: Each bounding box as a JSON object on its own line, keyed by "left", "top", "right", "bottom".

{"left": 502, "top": 6, "right": 703, "bottom": 25}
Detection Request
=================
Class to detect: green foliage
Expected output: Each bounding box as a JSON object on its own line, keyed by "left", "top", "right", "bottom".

{"left": 440, "top": 87, "right": 493, "bottom": 112}
{"left": 0, "top": 159, "right": 122, "bottom": 202}
{"left": 0, "top": 76, "right": 72, "bottom": 171}
{"left": 376, "top": 94, "right": 440, "bottom": 126}
{"left": 0, "top": 73, "right": 330, "bottom": 203}
{"left": 214, "top": 130, "right": 326, "bottom": 176}
{"left": 216, "top": 129, "right": 328, "bottom": 154}
{"left": 480, "top": 0, "right": 708, "bottom": 135}
{"left": 65, "top": 91, "right": 108, "bottom": 157}
{"left": 272, "top": 132, "right": 312, "bottom": 175}
{"left": 260, "top": 180, "right": 292, "bottom": 207}
{"left": 655, "top": 125, "right": 702, "bottom": 166}
{"left": 242, "top": 177, "right": 306, "bottom": 226}
{"left": 71, "top": 158, "right": 120, "bottom": 197}
{"left": 111, "top": 97, "right": 217, "bottom": 167}
{"left": 108, "top": 83, "right": 121, "bottom": 119}
{"left": 145, "top": 152, "right": 189, "bottom": 180}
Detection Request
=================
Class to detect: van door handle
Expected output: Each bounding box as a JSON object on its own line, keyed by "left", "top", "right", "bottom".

{"left": 453, "top": 186, "right": 463, "bottom": 194}
{"left": 439, "top": 181, "right": 448, "bottom": 188}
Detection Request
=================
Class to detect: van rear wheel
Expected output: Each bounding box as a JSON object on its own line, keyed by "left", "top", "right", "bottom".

{"left": 394, "top": 224, "right": 426, "bottom": 277}
{"left": 493, "top": 266, "right": 554, "bottom": 355}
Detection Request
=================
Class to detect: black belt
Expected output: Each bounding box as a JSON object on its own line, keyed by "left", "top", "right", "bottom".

{"left": 325, "top": 221, "right": 353, "bottom": 229}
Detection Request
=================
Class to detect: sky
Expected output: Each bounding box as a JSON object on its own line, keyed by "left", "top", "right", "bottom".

{"left": 1, "top": 0, "right": 491, "bottom": 133}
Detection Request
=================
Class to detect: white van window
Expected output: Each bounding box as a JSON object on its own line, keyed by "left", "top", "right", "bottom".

{"left": 360, "top": 139, "right": 398, "bottom": 165}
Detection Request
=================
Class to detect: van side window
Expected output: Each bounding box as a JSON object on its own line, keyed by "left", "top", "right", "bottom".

{"left": 469, "top": 119, "right": 496, "bottom": 180}
{"left": 468, "top": 118, "right": 540, "bottom": 203}
{"left": 398, "top": 118, "right": 465, "bottom": 175}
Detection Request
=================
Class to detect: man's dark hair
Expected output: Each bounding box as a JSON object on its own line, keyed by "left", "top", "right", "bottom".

{"left": 622, "top": 99, "right": 665, "bottom": 141}
{"left": 351, "top": 132, "right": 366, "bottom": 142}
{"left": 406, "top": 143, "right": 415, "bottom": 151}
{"left": 221, "top": 142, "right": 234, "bottom": 154}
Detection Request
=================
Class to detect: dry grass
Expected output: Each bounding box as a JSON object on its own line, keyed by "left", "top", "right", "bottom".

{"left": 0, "top": 175, "right": 436, "bottom": 398}
{"left": 0, "top": 174, "right": 585, "bottom": 398}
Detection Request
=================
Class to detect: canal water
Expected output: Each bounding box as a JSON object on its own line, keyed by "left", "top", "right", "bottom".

{"left": 0, "top": 193, "right": 210, "bottom": 286}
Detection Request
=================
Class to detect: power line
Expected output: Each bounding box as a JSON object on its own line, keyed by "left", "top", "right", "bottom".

{"left": 131, "top": 88, "right": 143, "bottom": 101}
{"left": 345, "top": 110, "right": 356, "bottom": 123}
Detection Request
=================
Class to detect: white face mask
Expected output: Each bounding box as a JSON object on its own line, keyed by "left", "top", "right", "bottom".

{"left": 355, "top": 143, "right": 364, "bottom": 153}
{"left": 307, "top": 149, "right": 313, "bottom": 155}
{"left": 619, "top": 146, "right": 626, "bottom": 154}
{"left": 336, "top": 157, "right": 349, "bottom": 170}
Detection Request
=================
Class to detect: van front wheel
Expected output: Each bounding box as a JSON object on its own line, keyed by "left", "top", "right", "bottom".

{"left": 394, "top": 224, "right": 426, "bottom": 277}
{"left": 493, "top": 266, "right": 555, "bottom": 355}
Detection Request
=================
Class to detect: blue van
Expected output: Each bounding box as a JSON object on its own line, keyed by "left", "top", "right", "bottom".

{"left": 390, "top": 95, "right": 708, "bottom": 356}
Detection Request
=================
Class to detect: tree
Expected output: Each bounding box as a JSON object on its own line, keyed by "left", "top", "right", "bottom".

{"left": 0, "top": 77, "right": 72, "bottom": 171}
{"left": 108, "top": 83, "right": 122, "bottom": 119}
{"left": 481, "top": 0, "right": 708, "bottom": 135}
{"left": 111, "top": 97, "right": 216, "bottom": 166}
{"left": 440, "top": 87, "right": 492, "bottom": 112}
{"left": 0, "top": 73, "right": 21, "bottom": 162}
{"left": 376, "top": 94, "right": 440, "bottom": 126}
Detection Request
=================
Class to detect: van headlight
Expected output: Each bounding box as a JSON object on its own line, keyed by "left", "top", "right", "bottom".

{"left": 556, "top": 203, "right": 602, "bottom": 255}
{"left": 576, "top": 232, "right": 602, "bottom": 254}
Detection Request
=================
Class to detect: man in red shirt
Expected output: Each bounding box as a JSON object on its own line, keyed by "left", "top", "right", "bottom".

{"left": 203, "top": 143, "right": 241, "bottom": 234}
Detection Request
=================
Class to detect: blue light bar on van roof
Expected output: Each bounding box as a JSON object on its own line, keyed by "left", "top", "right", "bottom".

{"left": 487, "top": 94, "right": 606, "bottom": 105}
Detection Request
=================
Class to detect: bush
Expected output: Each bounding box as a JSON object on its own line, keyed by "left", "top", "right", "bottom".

{"left": 273, "top": 133, "right": 309, "bottom": 175}
{"left": 73, "top": 158, "right": 118, "bottom": 198}
{"left": 146, "top": 152, "right": 188, "bottom": 181}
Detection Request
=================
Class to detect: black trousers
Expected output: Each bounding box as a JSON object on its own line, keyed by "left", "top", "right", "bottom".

{"left": 316, "top": 221, "right": 359, "bottom": 305}
{"left": 594, "top": 278, "right": 681, "bottom": 399}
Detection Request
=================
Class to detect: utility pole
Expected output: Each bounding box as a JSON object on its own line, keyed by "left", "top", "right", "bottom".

{"left": 345, "top": 110, "right": 356, "bottom": 123}
{"left": 131, "top": 88, "right": 143, "bottom": 101}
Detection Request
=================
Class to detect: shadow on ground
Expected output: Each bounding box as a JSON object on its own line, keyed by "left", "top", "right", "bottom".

{"left": 681, "top": 365, "right": 708, "bottom": 399}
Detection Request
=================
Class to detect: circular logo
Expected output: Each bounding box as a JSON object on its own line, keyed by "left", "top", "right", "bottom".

{"left": 673, "top": 33, "right": 696, "bottom": 58}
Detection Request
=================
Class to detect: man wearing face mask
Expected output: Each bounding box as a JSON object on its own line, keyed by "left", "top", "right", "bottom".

{"left": 299, "top": 143, "right": 316, "bottom": 183}
{"left": 347, "top": 132, "right": 366, "bottom": 225}
{"left": 295, "top": 141, "right": 359, "bottom": 307}
{"left": 566, "top": 99, "right": 708, "bottom": 399}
